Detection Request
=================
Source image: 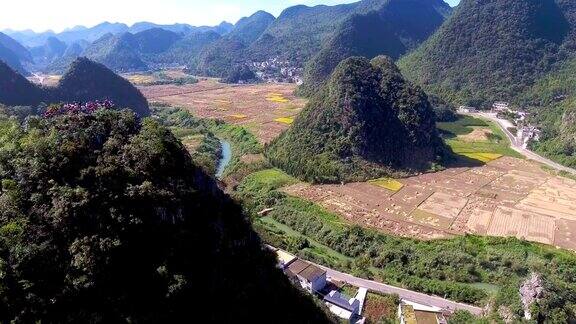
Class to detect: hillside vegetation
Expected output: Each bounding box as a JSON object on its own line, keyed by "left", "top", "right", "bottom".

{"left": 267, "top": 56, "right": 444, "bottom": 183}
{"left": 399, "top": 0, "right": 576, "bottom": 107}
{"left": 520, "top": 57, "right": 576, "bottom": 167}
{"left": 0, "top": 108, "right": 330, "bottom": 322}
{"left": 300, "top": 0, "right": 451, "bottom": 95}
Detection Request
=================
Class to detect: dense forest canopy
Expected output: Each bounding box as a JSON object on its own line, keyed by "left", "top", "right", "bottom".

{"left": 519, "top": 56, "right": 576, "bottom": 167}
{"left": 267, "top": 56, "right": 444, "bottom": 183}
{"left": 0, "top": 108, "right": 330, "bottom": 322}
{"left": 299, "top": 0, "right": 451, "bottom": 96}
{"left": 399, "top": 0, "right": 576, "bottom": 108}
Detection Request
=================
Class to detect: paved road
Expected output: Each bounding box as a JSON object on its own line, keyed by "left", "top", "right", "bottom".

{"left": 314, "top": 263, "right": 484, "bottom": 316}
{"left": 469, "top": 112, "right": 576, "bottom": 175}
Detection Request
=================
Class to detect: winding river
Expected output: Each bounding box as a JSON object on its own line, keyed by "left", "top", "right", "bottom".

{"left": 215, "top": 139, "right": 232, "bottom": 179}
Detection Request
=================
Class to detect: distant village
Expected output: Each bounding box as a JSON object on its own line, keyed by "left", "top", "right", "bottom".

{"left": 251, "top": 57, "right": 303, "bottom": 84}
{"left": 268, "top": 245, "right": 449, "bottom": 324}
{"left": 459, "top": 102, "right": 541, "bottom": 149}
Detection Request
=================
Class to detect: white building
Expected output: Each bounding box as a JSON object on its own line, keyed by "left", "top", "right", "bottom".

{"left": 458, "top": 106, "right": 477, "bottom": 113}
{"left": 493, "top": 101, "right": 510, "bottom": 112}
{"left": 324, "top": 290, "right": 361, "bottom": 321}
{"left": 286, "top": 259, "right": 327, "bottom": 293}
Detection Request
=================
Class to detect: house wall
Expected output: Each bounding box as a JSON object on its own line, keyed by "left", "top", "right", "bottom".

{"left": 311, "top": 274, "right": 327, "bottom": 292}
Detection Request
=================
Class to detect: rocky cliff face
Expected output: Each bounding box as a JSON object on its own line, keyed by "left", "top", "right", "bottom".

{"left": 520, "top": 273, "right": 544, "bottom": 320}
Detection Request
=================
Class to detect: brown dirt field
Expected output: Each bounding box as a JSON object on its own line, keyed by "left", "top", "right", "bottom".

{"left": 418, "top": 192, "right": 468, "bottom": 219}
{"left": 363, "top": 293, "right": 398, "bottom": 324}
{"left": 487, "top": 207, "right": 555, "bottom": 245}
{"left": 140, "top": 79, "right": 307, "bottom": 143}
{"left": 457, "top": 127, "right": 493, "bottom": 142}
{"left": 282, "top": 156, "right": 576, "bottom": 250}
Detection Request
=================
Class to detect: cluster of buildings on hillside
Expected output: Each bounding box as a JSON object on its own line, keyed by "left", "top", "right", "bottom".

{"left": 270, "top": 246, "right": 449, "bottom": 324}
{"left": 459, "top": 101, "right": 542, "bottom": 149}
{"left": 251, "top": 57, "right": 303, "bottom": 84}
{"left": 491, "top": 102, "right": 542, "bottom": 147}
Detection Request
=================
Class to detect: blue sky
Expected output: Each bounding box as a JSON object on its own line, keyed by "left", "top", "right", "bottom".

{"left": 1, "top": 0, "right": 461, "bottom": 33}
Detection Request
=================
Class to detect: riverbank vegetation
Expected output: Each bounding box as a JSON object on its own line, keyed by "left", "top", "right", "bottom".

{"left": 151, "top": 104, "right": 264, "bottom": 178}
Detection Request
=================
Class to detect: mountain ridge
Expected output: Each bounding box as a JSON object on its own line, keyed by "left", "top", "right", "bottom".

{"left": 0, "top": 57, "right": 150, "bottom": 117}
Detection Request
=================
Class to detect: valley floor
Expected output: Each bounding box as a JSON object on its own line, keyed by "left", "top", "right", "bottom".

{"left": 145, "top": 81, "right": 576, "bottom": 320}
{"left": 282, "top": 156, "right": 576, "bottom": 250}
{"left": 140, "top": 79, "right": 306, "bottom": 143}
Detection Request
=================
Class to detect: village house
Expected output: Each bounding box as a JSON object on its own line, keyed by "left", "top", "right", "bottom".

{"left": 323, "top": 290, "right": 363, "bottom": 322}
{"left": 493, "top": 101, "right": 510, "bottom": 113}
{"left": 458, "top": 106, "right": 477, "bottom": 113}
{"left": 285, "top": 259, "right": 327, "bottom": 293}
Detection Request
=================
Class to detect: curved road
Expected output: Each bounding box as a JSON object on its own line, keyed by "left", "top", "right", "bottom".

{"left": 469, "top": 112, "right": 576, "bottom": 175}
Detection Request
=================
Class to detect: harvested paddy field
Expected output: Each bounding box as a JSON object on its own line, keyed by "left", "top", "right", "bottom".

{"left": 140, "top": 79, "right": 306, "bottom": 143}
{"left": 282, "top": 156, "right": 576, "bottom": 250}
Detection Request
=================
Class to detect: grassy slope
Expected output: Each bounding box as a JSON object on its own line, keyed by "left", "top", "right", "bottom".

{"left": 438, "top": 115, "right": 523, "bottom": 160}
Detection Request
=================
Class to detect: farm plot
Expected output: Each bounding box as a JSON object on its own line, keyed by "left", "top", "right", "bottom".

{"left": 487, "top": 207, "right": 555, "bottom": 245}
{"left": 140, "top": 79, "right": 306, "bottom": 143}
{"left": 282, "top": 156, "right": 576, "bottom": 250}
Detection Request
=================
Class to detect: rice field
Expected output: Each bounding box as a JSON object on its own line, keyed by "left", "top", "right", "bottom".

{"left": 274, "top": 117, "right": 295, "bottom": 125}
{"left": 267, "top": 93, "right": 290, "bottom": 103}
{"left": 140, "top": 79, "right": 307, "bottom": 143}
{"left": 368, "top": 178, "right": 404, "bottom": 191}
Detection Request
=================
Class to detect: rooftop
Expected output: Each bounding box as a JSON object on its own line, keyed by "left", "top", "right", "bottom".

{"left": 324, "top": 291, "right": 358, "bottom": 313}
{"left": 286, "top": 259, "right": 326, "bottom": 282}
{"left": 275, "top": 249, "right": 297, "bottom": 268}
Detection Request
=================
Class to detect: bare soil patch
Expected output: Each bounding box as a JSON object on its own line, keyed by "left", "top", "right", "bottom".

{"left": 457, "top": 127, "right": 494, "bottom": 142}
{"left": 282, "top": 156, "right": 576, "bottom": 250}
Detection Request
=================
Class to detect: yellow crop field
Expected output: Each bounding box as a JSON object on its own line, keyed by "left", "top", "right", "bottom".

{"left": 125, "top": 74, "right": 155, "bottom": 85}
{"left": 230, "top": 114, "right": 247, "bottom": 119}
{"left": 460, "top": 152, "right": 502, "bottom": 163}
{"left": 368, "top": 178, "right": 404, "bottom": 192}
{"left": 267, "top": 93, "right": 290, "bottom": 103}
{"left": 275, "top": 117, "right": 294, "bottom": 124}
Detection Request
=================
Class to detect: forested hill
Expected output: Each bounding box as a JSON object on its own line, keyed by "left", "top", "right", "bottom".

{"left": 192, "top": 11, "right": 276, "bottom": 77}
{"left": 267, "top": 56, "right": 444, "bottom": 183}
{"left": 299, "top": 0, "right": 452, "bottom": 96}
{"left": 53, "top": 58, "right": 150, "bottom": 116}
{"left": 0, "top": 108, "right": 331, "bottom": 322}
{"left": 0, "top": 32, "right": 32, "bottom": 75}
{"left": 246, "top": 3, "right": 358, "bottom": 65}
{"left": 0, "top": 58, "right": 150, "bottom": 117}
{"left": 0, "top": 61, "right": 44, "bottom": 105}
{"left": 82, "top": 32, "right": 151, "bottom": 72}
{"left": 399, "top": 0, "right": 576, "bottom": 107}
{"left": 227, "top": 11, "right": 275, "bottom": 44}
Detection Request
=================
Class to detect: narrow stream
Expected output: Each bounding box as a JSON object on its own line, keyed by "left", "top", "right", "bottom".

{"left": 215, "top": 139, "right": 232, "bottom": 179}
